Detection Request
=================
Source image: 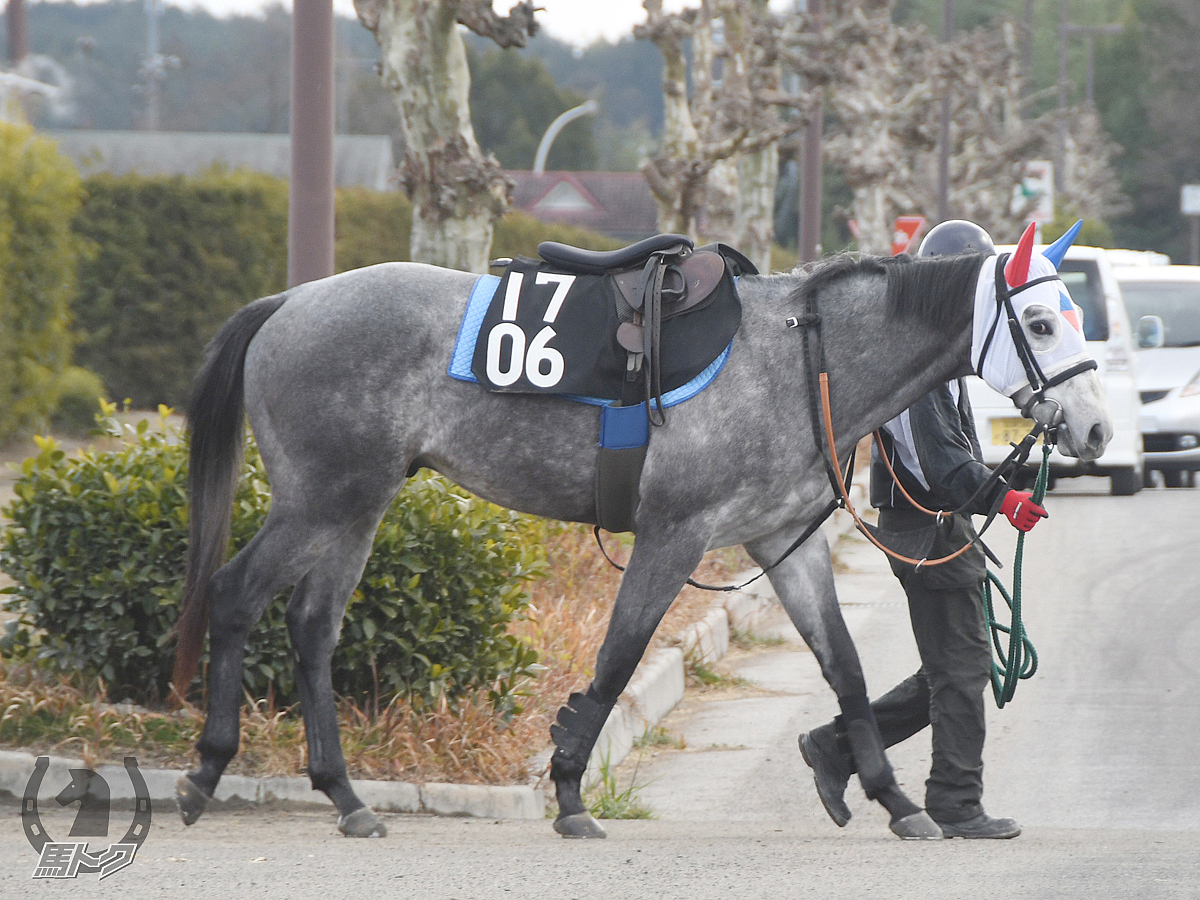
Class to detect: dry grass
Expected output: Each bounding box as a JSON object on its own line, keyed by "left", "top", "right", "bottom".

{"left": 0, "top": 521, "right": 752, "bottom": 785}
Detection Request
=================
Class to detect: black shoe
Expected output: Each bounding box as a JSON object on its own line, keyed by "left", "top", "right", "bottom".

{"left": 798, "top": 731, "right": 852, "bottom": 827}
{"left": 934, "top": 812, "right": 1021, "bottom": 839}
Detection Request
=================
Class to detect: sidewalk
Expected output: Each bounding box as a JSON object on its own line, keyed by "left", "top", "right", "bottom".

{"left": 629, "top": 529, "right": 927, "bottom": 834}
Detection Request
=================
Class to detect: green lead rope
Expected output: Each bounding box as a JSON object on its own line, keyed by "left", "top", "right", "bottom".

{"left": 982, "top": 442, "right": 1051, "bottom": 708}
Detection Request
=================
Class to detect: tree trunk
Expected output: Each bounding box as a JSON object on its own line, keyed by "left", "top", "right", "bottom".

{"left": 355, "top": 0, "right": 522, "bottom": 272}
{"left": 638, "top": 0, "right": 799, "bottom": 266}
{"left": 736, "top": 144, "right": 779, "bottom": 271}
{"left": 822, "top": 0, "right": 934, "bottom": 255}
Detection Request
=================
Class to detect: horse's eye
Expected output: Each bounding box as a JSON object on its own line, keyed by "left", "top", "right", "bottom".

{"left": 1030, "top": 321, "right": 1052, "bottom": 336}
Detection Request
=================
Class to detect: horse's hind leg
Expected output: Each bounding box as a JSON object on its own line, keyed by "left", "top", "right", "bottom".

{"left": 550, "top": 522, "right": 710, "bottom": 838}
{"left": 177, "top": 508, "right": 349, "bottom": 826}
{"left": 284, "top": 513, "right": 389, "bottom": 837}
{"left": 745, "top": 528, "right": 941, "bottom": 840}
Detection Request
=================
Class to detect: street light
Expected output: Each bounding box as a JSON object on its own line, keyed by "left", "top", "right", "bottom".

{"left": 533, "top": 99, "right": 599, "bottom": 175}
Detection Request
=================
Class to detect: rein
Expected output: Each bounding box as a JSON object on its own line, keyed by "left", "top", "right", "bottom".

{"left": 593, "top": 254, "right": 1060, "bottom": 590}
{"left": 817, "top": 373, "right": 1045, "bottom": 568}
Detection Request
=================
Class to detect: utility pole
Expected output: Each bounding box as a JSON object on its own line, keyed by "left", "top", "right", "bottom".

{"left": 1020, "top": 0, "right": 1033, "bottom": 101}
{"left": 936, "top": 0, "right": 954, "bottom": 221}
{"left": 533, "top": 100, "right": 598, "bottom": 175}
{"left": 1055, "top": 0, "right": 1068, "bottom": 194}
{"left": 799, "top": 0, "right": 824, "bottom": 263}
{"left": 144, "top": 0, "right": 161, "bottom": 130}
{"left": 140, "top": 0, "right": 178, "bottom": 131}
{"left": 1062, "top": 22, "right": 1123, "bottom": 106}
{"left": 7, "top": 0, "right": 27, "bottom": 65}
{"left": 1055, "top": 2, "right": 1124, "bottom": 194}
{"left": 289, "top": 0, "right": 336, "bottom": 288}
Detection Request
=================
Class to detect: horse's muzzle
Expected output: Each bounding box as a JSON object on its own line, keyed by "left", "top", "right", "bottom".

{"left": 1058, "top": 417, "right": 1112, "bottom": 462}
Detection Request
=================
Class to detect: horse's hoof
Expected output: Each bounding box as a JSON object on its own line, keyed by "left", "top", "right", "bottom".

{"left": 553, "top": 812, "right": 607, "bottom": 839}
{"left": 889, "top": 810, "right": 943, "bottom": 840}
{"left": 175, "top": 774, "right": 210, "bottom": 826}
{"left": 338, "top": 807, "right": 387, "bottom": 838}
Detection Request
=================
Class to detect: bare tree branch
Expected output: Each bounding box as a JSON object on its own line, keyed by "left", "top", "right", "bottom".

{"left": 452, "top": 0, "right": 538, "bottom": 48}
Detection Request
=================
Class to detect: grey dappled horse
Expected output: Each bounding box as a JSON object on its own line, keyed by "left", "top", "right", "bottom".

{"left": 172, "top": 245, "right": 1111, "bottom": 840}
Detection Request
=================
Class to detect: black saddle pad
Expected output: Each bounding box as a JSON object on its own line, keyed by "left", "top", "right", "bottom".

{"left": 470, "top": 253, "right": 742, "bottom": 401}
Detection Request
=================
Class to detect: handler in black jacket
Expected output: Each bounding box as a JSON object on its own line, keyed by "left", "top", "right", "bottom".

{"left": 798, "top": 220, "right": 1047, "bottom": 840}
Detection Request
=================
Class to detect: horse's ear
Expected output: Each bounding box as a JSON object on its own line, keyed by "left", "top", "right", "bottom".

{"left": 1042, "top": 219, "right": 1084, "bottom": 269}
{"left": 1004, "top": 221, "right": 1038, "bottom": 286}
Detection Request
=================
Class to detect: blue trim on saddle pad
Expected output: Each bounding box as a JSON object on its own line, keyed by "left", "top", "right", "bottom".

{"left": 448, "top": 274, "right": 732, "bottom": 408}
{"left": 449, "top": 274, "right": 501, "bottom": 381}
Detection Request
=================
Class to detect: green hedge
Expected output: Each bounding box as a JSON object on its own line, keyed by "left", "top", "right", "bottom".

{"left": 0, "top": 405, "right": 547, "bottom": 709}
{"left": 71, "top": 170, "right": 290, "bottom": 410}
{"left": 70, "top": 171, "right": 622, "bottom": 411}
{"left": 0, "top": 123, "right": 89, "bottom": 442}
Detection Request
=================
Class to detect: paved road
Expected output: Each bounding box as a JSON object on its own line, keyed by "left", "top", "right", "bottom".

{"left": 1, "top": 479, "right": 1196, "bottom": 898}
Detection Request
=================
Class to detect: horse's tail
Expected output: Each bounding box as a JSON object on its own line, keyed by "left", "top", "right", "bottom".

{"left": 171, "top": 293, "right": 288, "bottom": 700}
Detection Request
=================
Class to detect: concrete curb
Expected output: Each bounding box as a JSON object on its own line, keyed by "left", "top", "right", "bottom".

{"left": 0, "top": 748, "right": 543, "bottom": 820}
{"left": 0, "top": 482, "right": 865, "bottom": 822}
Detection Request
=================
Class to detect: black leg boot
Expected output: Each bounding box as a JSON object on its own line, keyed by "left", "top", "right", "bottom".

{"left": 549, "top": 685, "right": 615, "bottom": 838}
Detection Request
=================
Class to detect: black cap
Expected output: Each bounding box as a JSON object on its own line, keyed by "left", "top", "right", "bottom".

{"left": 916, "top": 220, "right": 996, "bottom": 258}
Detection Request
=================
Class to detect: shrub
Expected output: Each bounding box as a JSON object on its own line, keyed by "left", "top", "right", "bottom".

{"left": 48, "top": 366, "right": 107, "bottom": 436}
{"left": 0, "top": 406, "right": 546, "bottom": 709}
{"left": 71, "top": 169, "right": 290, "bottom": 409}
{"left": 492, "top": 208, "right": 624, "bottom": 260}
{"left": 0, "top": 122, "right": 89, "bottom": 442}
{"left": 332, "top": 187, "right": 624, "bottom": 272}
{"left": 334, "top": 186, "right": 412, "bottom": 271}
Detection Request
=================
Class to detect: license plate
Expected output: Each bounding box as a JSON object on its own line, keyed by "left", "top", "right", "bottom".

{"left": 990, "top": 417, "right": 1041, "bottom": 447}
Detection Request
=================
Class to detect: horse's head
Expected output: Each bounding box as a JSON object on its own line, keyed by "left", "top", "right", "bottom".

{"left": 973, "top": 221, "right": 1113, "bottom": 462}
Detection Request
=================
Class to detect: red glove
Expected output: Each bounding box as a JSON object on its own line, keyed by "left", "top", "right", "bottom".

{"left": 1001, "top": 490, "right": 1047, "bottom": 532}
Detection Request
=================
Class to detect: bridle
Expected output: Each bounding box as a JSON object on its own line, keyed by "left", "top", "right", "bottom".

{"left": 976, "top": 254, "right": 1097, "bottom": 426}
{"left": 596, "top": 253, "right": 1091, "bottom": 585}
{"left": 793, "top": 253, "right": 1089, "bottom": 569}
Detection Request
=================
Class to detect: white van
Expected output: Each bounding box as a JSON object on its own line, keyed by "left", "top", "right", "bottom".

{"left": 965, "top": 245, "right": 1144, "bottom": 495}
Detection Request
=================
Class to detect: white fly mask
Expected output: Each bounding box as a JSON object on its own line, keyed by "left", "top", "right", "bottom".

{"left": 971, "top": 221, "right": 1095, "bottom": 400}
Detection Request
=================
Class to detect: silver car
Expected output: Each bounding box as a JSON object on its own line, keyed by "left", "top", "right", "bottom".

{"left": 1113, "top": 265, "right": 1200, "bottom": 488}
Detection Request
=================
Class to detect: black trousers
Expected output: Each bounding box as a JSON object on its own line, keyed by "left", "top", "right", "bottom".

{"left": 818, "top": 508, "right": 992, "bottom": 823}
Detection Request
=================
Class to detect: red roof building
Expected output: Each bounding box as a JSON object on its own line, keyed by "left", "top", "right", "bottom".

{"left": 507, "top": 171, "right": 660, "bottom": 242}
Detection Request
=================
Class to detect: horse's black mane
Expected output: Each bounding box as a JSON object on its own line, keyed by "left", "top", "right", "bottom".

{"left": 792, "top": 252, "right": 986, "bottom": 330}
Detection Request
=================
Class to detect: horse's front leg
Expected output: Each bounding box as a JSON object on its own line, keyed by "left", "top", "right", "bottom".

{"left": 745, "top": 527, "right": 941, "bottom": 840}
{"left": 550, "top": 522, "right": 710, "bottom": 838}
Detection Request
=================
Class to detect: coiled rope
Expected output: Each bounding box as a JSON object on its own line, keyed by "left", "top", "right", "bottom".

{"left": 983, "top": 442, "right": 1051, "bottom": 707}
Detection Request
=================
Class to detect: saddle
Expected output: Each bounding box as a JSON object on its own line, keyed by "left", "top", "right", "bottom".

{"left": 475, "top": 234, "right": 753, "bottom": 414}
{"left": 473, "top": 233, "right": 755, "bottom": 534}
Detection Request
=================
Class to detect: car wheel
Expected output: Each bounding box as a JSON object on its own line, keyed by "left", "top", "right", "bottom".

{"left": 1110, "top": 467, "right": 1141, "bottom": 496}
{"left": 1143, "top": 468, "right": 1157, "bottom": 489}
{"left": 1163, "top": 469, "right": 1192, "bottom": 488}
